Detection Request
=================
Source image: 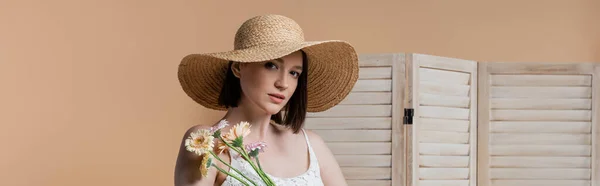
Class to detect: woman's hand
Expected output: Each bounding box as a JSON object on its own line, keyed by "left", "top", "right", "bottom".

{"left": 174, "top": 126, "right": 219, "bottom": 186}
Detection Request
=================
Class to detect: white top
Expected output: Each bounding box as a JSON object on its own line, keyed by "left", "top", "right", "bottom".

{"left": 221, "top": 129, "right": 324, "bottom": 186}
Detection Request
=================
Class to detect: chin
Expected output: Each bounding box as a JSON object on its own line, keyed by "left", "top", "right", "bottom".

{"left": 260, "top": 103, "right": 285, "bottom": 115}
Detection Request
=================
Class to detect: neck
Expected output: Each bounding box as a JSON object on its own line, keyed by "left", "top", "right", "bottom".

{"left": 221, "top": 98, "right": 273, "bottom": 142}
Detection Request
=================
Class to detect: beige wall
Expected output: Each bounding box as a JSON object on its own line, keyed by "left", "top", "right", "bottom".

{"left": 1, "top": 0, "right": 598, "bottom": 185}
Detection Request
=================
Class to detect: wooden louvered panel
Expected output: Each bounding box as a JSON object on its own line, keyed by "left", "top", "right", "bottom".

{"left": 327, "top": 142, "right": 392, "bottom": 155}
{"left": 306, "top": 53, "right": 404, "bottom": 186}
{"left": 340, "top": 92, "right": 392, "bottom": 105}
{"left": 408, "top": 54, "right": 477, "bottom": 186}
{"left": 336, "top": 155, "right": 392, "bottom": 167}
{"left": 359, "top": 67, "right": 392, "bottom": 79}
{"left": 307, "top": 105, "right": 392, "bottom": 117}
{"left": 490, "top": 145, "right": 592, "bottom": 156}
{"left": 490, "top": 121, "right": 591, "bottom": 133}
{"left": 313, "top": 130, "right": 391, "bottom": 142}
{"left": 420, "top": 180, "right": 469, "bottom": 186}
{"left": 491, "top": 98, "right": 592, "bottom": 109}
{"left": 353, "top": 79, "right": 392, "bottom": 92}
{"left": 490, "top": 168, "right": 591, "bottom": 179}
{"left": 419, "top": 118, "right": 470, "bottom": 132}
{"left": 490, "top": 157, "right": 591, "bottom": 168}
{"left": 348, "top": 180, "right": 392, "bottom": 186}
{"left": 490, "top": 74, "right": 592, "bottom": 86}
{"left": 419, "top": 143, "right": 470, "bottom": 156}
{"left": 491, "top": 180, "right": 591, "bottom": 186}
{"left": 477, "top": 62, "right": 600, "bottom": 186}
{"left": 342, "top": 167, "right": 392, "bottom": 179}
{"left": 304, "top": 117, "right": 391, "bottom": 129}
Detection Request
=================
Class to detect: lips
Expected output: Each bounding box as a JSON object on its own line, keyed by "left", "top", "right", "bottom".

{"left": 268, "top": 93, "right": 285, "bottom": 100}
{"left": 268, "top": 93, "right": 285, "bottom": 104}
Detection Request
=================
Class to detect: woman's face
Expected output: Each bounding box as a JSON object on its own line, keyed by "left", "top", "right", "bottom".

{"left": 236, "top": 51, "right": 304, "bottom": 115}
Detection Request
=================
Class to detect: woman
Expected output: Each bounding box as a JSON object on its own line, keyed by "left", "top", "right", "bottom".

{"left": 174, "top": 14, "right": 359, "bottom": 186}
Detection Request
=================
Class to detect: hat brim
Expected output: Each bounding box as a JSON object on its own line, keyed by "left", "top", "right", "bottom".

{"left": 178, "top": 40, "right": 359, "bottom": 112}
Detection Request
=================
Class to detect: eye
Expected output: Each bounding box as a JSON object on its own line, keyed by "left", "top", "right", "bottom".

{"left": 290, "top": 71, "right": 301, "bottom": 78}
{"left": 264, "top": 62, "right": 278, "bottom": 70}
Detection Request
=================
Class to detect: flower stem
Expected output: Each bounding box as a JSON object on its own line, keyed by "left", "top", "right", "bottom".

{"left": 220, "top": 136, "right": 275, "bottom": 185}
{"left": 209, "top": 151, "right": 258, "bottom": 186}
{"left": 254, "top": 156, "right": 274, "bottom": 185}
{"left": 211, "top": 164, "right": 250, "bottom": 186}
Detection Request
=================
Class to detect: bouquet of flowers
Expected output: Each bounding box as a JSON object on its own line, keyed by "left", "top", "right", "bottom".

{"left": 184, "top": 120, "right": 275, "bottom": 186}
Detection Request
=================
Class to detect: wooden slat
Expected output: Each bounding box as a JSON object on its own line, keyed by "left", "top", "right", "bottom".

{"left": 359, "top": 67, "right": 392, "bottom": 79}
{"left": 348, "top": 180, "right": 391, "bottom": 186}
{"left": 477, "top": 62, "right": 491, "bottom": 186}
{"left": 420, "top": 82, "right": 470, "bottom": 97}
{"left": 490, "top": 168, "right": 591, "bottom": 179}
{"left": 420, "top": 180, "right": 469, "bottom": 186}
{"left": 490, "top": 145, "right": 591, "bottom": 156}
{"left": 490, "top": 74, "right": 592, "bottom": 86}
{"left": 420, "top": 106, "right": 470, "bottom": 120}
{"left": 491, "top": 156, "right": 591, "bottom": 168}
{"left": 490, "top": 121, "right": 591, "bottom": 133}
{"left": 419, "top": 118, "right": 470, "bottom": 133}
{"left": 419, "top": 143, "right": 470, "bottom": 156}
{"left": 592, "top": 65, "right": 599, "bottom": 185}
{"left": 327, "top": 142, "right": 391, "bottom": 155}
{"left": 491, "top": 87, "right": 592, "bottom": 98}
{"left": 414, "top": 53, "right": 477, "bottom": 73}
{"left": 420, "top": 93, "right": 470, "bottom": 108}
{"left": 467, "top": 59, "right": 478, "bottom": 186}
{"left": 419, "top": 168, "right": 470, "bottom": 179}
{"left": 491, "top": 98, "right": 592, "bottom": 110}
{"left": 342, "top": 167, "right": 391, "bottom": 179}
{"left": 353, "top": 79, "right": 392, "bottom": 92}
{"left": 336, "top": 155, "right": 391, "bottom": 167}
{"left": 491, "top": 180, "right": 590, "bottom": 186}
{"left": 314, "top": 130, "right": 391, "bottom": 142}
{"left": 486, "top": 62, "right": 595, "bottom": 74}
{"left": 419, "top": 67, "right": 470, "bottom": 85}
{"left": 490, "top": 133, "right": 591, "bottom": 145}
{"left": 307, "top": 105, "right": 391, "bottom": 117}
{"left": 420, "top": 155, "right": 470, "bottom": 167}
{"left": 390, "top": 59, "right": 405, "bottom": 186}
{"left": 358, "top": 54, "right": 396, "bottom": 67}
{"left": 339, "top": 92, "right": 392, "bottom": 105}
{"left": 304, "top": 117, "right": 391, "bottom": 130}
{"left": 420, "top": 131, "right": 470, "bottom": 144}
{"left": 491, "top": 110, "right": 592, "bottom": 121}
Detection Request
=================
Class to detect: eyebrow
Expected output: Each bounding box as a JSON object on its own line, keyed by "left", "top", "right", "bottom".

{"left": 273, "top": 58, "right": 303, "bottom": 70}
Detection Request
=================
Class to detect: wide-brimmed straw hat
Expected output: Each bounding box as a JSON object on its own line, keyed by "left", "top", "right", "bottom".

{"left": 178, "top": 14, "right": 359, "bottom": 112}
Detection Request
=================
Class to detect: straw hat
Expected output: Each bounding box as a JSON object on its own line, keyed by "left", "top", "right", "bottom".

{"left": 178, "top": 14, "right": 359, "bottom": 112}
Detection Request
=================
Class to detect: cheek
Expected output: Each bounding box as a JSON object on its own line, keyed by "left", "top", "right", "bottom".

{"left": 239, "top": 69, "right": 268, "bottom": 96}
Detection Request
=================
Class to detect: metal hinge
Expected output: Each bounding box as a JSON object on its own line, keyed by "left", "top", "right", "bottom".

{"left": 403, "top": 108, "right": 414, "bottom": 125}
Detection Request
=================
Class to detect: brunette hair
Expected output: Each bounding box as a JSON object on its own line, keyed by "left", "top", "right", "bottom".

{"left": 218, "top": 51, "right": 308, "bottom": 134}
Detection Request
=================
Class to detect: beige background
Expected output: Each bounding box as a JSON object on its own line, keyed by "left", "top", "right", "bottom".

{"left": 1, "top": 0, "right": 598, "bottom": 185}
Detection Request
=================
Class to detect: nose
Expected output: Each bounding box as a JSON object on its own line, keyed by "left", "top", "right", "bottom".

{"left": 275, "top": 74, "right": 289, "bottom": 91}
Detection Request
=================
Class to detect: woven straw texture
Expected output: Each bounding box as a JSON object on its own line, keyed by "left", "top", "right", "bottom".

{"left": 178, "top": 14, "right": 359, "bottom": 112}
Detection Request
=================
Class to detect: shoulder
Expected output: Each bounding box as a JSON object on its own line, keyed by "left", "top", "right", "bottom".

{"left": 302, "top": 129, "right": 331, "bottom": 161}
{"left": 302, "top": 129, "right": 348, "bottom": 185}
{"left": 302, "top": 129, "right": 326, "bottom": 148}
{"left": 174, "top": 124, "right": 220, "bottom": 186}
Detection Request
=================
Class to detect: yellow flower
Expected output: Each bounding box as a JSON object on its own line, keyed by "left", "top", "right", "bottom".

{"left": 200, "top": 155, "right": 211, "bottom": 177}
{"left": 216, "top": 140, "right": 229, "bottom": 154}
{"left": 223, "top": 121, "right": 251, "bottom": 141}
{"left": 185, "top": 129, "right": 215, "bottom": 156}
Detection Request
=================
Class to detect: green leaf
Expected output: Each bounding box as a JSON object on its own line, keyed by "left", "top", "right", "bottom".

{"left": 206, "top": 157, "right": 213, "bottom": 168}
{"left": 248, "top": 149, "right": 259, "bottom": 157}
{"left": 232, "top": 137, "right": 244, "bottom": 147}
{"left": 212, "top": 130, "right": 221, "bottom": 138}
